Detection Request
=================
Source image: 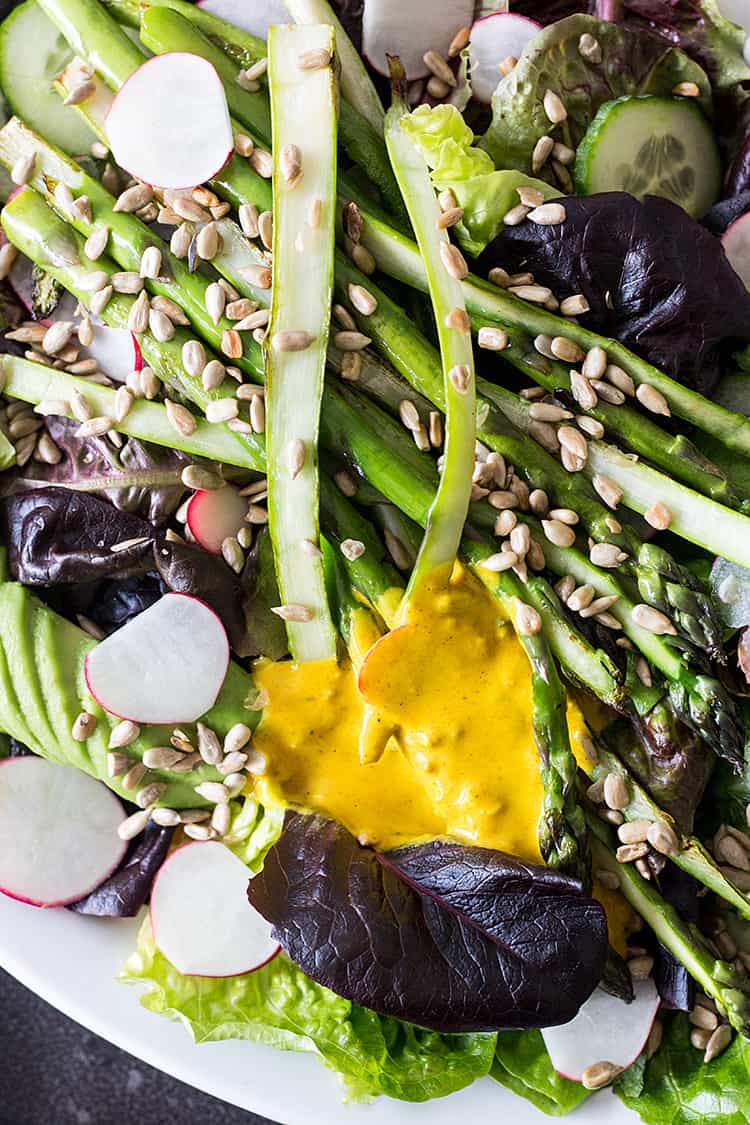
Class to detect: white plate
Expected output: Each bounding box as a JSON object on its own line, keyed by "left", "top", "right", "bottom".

{"left": 0, "top": 892, "right": 637, "bottom": 1123}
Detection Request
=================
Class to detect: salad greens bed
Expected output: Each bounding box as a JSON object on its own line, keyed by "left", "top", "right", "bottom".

{"left": 2, "top": 0, "right": 750, "bottom": 1119}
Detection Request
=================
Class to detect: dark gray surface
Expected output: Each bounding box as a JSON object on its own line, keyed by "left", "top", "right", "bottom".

{"left": 0, "top": 968, "right": 277, "bottom": 1125}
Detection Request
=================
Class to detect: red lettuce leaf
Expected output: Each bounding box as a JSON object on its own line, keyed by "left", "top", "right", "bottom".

{"left": 247, "top": 813, "right": 608, "bottom": 1034}
{"left": 477, "top": 191, "right": 750, "bottom": 395}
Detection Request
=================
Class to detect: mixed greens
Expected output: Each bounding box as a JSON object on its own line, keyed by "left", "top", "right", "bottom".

{"left": 2, "top": 0, "right": 750, "bottom": 1120}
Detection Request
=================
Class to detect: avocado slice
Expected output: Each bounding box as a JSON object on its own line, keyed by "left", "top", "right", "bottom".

{"left": 0, "top": 583, "right": 262, "bottom": 809}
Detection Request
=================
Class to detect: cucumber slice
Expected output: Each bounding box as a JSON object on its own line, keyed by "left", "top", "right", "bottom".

{"left": 575, "top": 95, "right": 720, "bottom": 218}
{"left": 0, "top": 0, "right": 96, "bottom": 155}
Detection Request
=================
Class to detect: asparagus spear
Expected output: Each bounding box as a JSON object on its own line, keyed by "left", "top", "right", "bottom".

{"left": 264, "top": 23, "right": 338, "bottom": 661}
{"left": 1, "top": 355, "right": 262, "bottom": 469}
{"left": 588, "top": 812, "right": 750, "bottom": 1035}
{"left": 383, "top": 65, "right": 475, "bottom": 601}
{"left": 582, "top": 736, "right": 750, "bottom": 920}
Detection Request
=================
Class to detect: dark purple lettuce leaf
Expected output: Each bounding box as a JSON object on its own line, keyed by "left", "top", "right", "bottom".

{"left": 702, "top": 189, "right": 750, "bottom": 234}
{"left": 0, "top": 487, "right": 154, "bottom": 585}
{"left": 80, "top": 574, "right": 164, "bottom": 635}
{"left": 68, "top": 821, "right": 174, "bottom": 916}
{"left": 13, "top": 416, "right": 188, "bottom": 524}
{"left": 8, "top": 738, "right": 34, "bottom": 757}
{"left": 477, "top": 192, "right": 750, "bottom": 395}
{"left": 154, "top": 539, "right": 246, "bottom": 653}
{"left": 248, "top": 813, "right": 608, "bottom": 1034}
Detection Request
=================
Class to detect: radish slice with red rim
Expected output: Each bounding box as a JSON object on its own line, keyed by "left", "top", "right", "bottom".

{"left": 106, "top": 53, "right": 233, "bottom": 190}
{"left": 362, "top": 0, "right": 474, "bottom": 79}
{"left": 150, "top": 841, "right": 280, "bottom": 977}
{"left": 196, "top": 0, "right": 287, "bottom": 38}
{"left": 469, "top": 12, "right": 541, "bottom": 104}
{"left": 722, "top": 212, "right": 750, "bottom": 290}
{"left": 542, "top": 980, "right": 660, "bottom": 1081}
{"left": 186, "top": 485, "right": 249, "bottom": 556}
{"left": 85, "top": 592, "right": 229, "bottom": 724}
{"left": 83, "top": 325, "right": 141, "bottom": 382}
{"left": 0, "top": 758, "right": 127, "bottom": 907}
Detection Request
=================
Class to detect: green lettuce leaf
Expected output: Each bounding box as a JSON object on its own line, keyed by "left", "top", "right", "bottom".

{"left": 616, "top": 1014, "right": 750, "bottom": 1124}
{"left": 481, "top": 15, "right": 712, "bottom": 177}
{"left": 121, "top": 917, "right": 496, "bottom": 1102}
{"left": 400, "top": 104, "right": 558, "bottom": 255}
{"left": 491, "top": 1030, "right": 590, "bottom": 1116}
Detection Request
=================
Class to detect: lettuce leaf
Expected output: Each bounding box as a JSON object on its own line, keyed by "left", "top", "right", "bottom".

{"left": 492, "top": 1030, "right": 591, "bottom": 1116}
{"left": 400, "top": 104, "right": 558, "bottom": 255}
{"left": 121, "top": 916, "right": 496, "bottom": 1102}
{"left": 481, "top": 15, "right": 712, "bottom": 177}
{"left": 616, "top": 1013, "right": 750, "bottom": 1124}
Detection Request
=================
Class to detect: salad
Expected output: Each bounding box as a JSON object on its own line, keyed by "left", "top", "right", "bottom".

{"left": 1, "top": 0, "right": 750, "bottom": 1118}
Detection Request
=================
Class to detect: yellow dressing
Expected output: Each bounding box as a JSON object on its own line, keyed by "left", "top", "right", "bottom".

{"left": 254, "top": 566, "right": 550, "bottom": 858}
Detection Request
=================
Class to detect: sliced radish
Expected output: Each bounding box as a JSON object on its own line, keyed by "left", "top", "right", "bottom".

{"left": 83, "top": 325, "right": 141, "bottom": 382}
{"left": 722, "top": 212, "right": 750, "bottom": 289}
{"left": 0, "top": 758, "right": 126, "bottom": 907}
{"left": 362, "top": 0, "right": 474, "bottom": 79}
{"left": 196, "top": 0, "right": 287, "bottom": 38}
{"left": 85, "top": 593, "right": 229, "bottom": 723}
{"left": 469, "top": 13, "right": 541, "bottom": 103}
{"left": 150, "top": 841, "right": 280, "bottom": 976}
{"left": 542, "top": 980, "right": 660, "bottom": 1082}
{"left": 106, "top": 53, "right": 233, "bottom": 189}
{"left": 186, "top": 485, "right": 249, "bottom": 555}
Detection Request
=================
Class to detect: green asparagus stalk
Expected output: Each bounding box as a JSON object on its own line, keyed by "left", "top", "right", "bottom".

{"left": 264, "top": 23, "right": 337, "bottom": 661}
{"left": 383, "top": 68, "right": 475, "bottom": 600}
{"left": 582, "top": 737, "right": 750, "bottom": 920}
{"left": 283, "top": 0, "right": 384, "bottom": 135}
{"left": 1, "top": 355, "right": 262, "bottom": 469}
{"left": 588, "top": 812, "right": 750, "bottom": 1035}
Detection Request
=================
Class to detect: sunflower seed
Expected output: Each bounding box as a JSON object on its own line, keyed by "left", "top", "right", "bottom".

{"left": 503, "top": 203, "right": 531, "bottom": 226}
{"left": 448, "top": 364, "right": 471, "bottom": 393}
{"left": 703, "top": 1024, "right": 732, "bottom": 1062}
{"left": 127, "top": 290, "right": 150, "bottom": 333}
{"left": 560, "top": 294, "right": 589, "bottom": 316}
{"left": 165, "top": 399, "right": 197, "bottom": 436}
{"left": 448, "top": 24, "right": 471, "bottom": 56}
{"left": 618, "top": 820, "right": 651, "bottom": 844}
{"left": 589, "top": 542, "right": 627, "bottom": 568}
{"left": 333, "top": 330, "right": 371, "bottom": 352}
{"left": 170, "top": 223, "right": 192, "bottom": 259}
{"left": 249, "top": 395, "right": 266, "bottom": 433}
{"left": 514, "top": 599, "right": 542, "bottom": 636}
{"left": 297, "top": 46, "right": 331, "bottom": 69}
{"left": 590, "top": 474, "right": 622, "bottom": 509}
{"left": 172, "top": 196, "right": 211, "bottom": 223}
{"left": 76, "top": 415, "right": 115, "bottom": 438}
{"left": 540, "top": 518, "right": 576, "bottom": 548}
{"left": 196, "top": 221, "right": 220, "bottom": 261}
{"left": 71, "top": 711, "right": 97, "bottom": 742}
{"left": 182, "top": 339, "right": 206, "bottom": 377}
{"left": 716, "top": 833, "right": 750, "bottom": 870}
{"left": 636, "top": 382, "right": 671, "bottom": 416}
{"left": 480, "top": 550, "right": 519, "bottom": 573}
{"left": 647, "top": 820, "right": 680, "bottom": 857}
{"left": 240, "top": 260, "right": 272, "bottom": 296}
{"left": 147, "top": 307, "right": 174, "bottom": 342}
{"left": 141, "top": 746, "right": 183, "bottom": 770}
{"left": 631, "top": 603, "right": 677, "bottom": 635}
{"left": 542, "top": 87, "right": 567, "bottom": 123}
{"left": 206, "top": 398, "right": 238, "bottom": 424}
{"left": 603, "top": 364, "right": 634, "bottom": 396}
{"left": 222, "top": 723, "right": 252, "bottom": 756}
{"left": 114, "top": 183, "right": 153, "bottom": 213}
{"left": 549, "top": 336, "right": 584, "bottom": 364}
{"left": 436, "top": 205, "right": 464, "bottom": 230}
{"left": 603, "top": 771, "right": 629, "bottom": 811}
{"left": 528, "top": 201, "right": 567, "bottom": 225}
{"left": 347, "top": 283, "right": 378, "bottom": 317}
{"left": 477, "top": 326, "right": 508, "bottom": 351}
{"left": 271, "top": 602, "right": 313, "bottom": 623}
{"left": 220, "top": 536, "right": 243, "bottom": 573}
{"left": 531, "top": 135, "right": 555, "bottom": 174}
{"left": 108, "top": 720, "right": 140, "bottom": 749}
{"left": 271, "top": 330, "right": 314, "bottom": 352}
{"left": 509, "top": 283, "right": 553, "bottom": 304}
{"left": 117, "top": 808, "right": 150, "bottom": 840}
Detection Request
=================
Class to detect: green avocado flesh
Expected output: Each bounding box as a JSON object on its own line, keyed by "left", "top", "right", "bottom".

{"left": 575, "top": 95, "right": 721, "bottom": 218}
{"left": 0, "top": 582, "right": 258, "bottom": 808}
